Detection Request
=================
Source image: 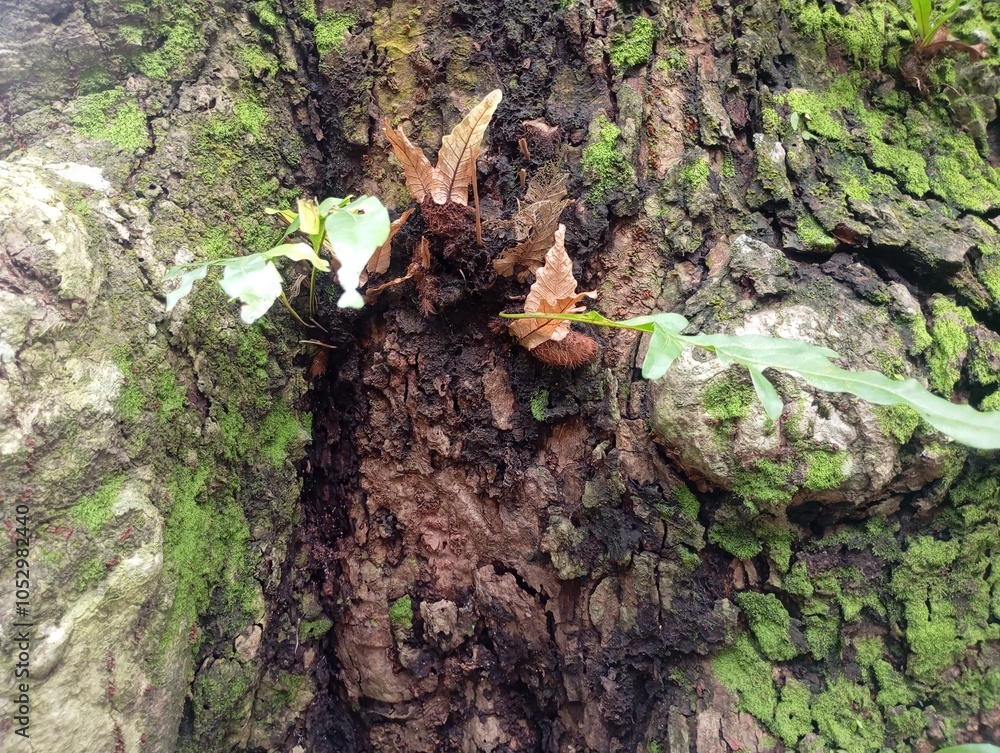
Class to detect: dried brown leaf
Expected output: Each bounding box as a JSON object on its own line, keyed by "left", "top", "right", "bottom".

{"left": 494, "top": 173, "right": 570, "bottom": 280}
{"left": 417, "top": 235, "right": 431, "bottom": 268}
{"left": 432, "top": 90, "right": 503, "bottom": 205}
{"left": 384, "top": 121, "right": 435, "bottom": 203}
{"left": 367, "top": 208, "right": 414, "bottom": 275}
{"left": 508, "top": 225, "right": 596, "bottom": 349}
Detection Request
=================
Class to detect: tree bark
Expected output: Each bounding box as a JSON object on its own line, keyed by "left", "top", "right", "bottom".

{"left": 2, "top": 0, "right": 1000, "bottom": 751}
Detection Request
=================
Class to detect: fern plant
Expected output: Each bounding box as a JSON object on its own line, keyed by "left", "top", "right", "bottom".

{"left": 502, "top": 309, "right": 1000, "bottom": 450}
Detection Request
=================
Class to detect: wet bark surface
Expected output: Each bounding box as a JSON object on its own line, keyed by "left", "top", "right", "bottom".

{"left": 4, "top": 0, "right": 1000, "bottom": 750}
{"left": 263, "top": 0, "right": 1000, "bottom": 747}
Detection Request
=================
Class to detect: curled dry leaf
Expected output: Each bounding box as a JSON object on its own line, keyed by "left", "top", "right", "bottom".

{"left": 384, "top": 90, "right": 503, "bottom": 206}
{"left": 508, "top": 224, "right": 596, "bottom": 350}
{"left": 494, "top": 172, "right": 570, "bottom": 280}
{"left": 366, "top": 208, "right": 414, "bottom": 276}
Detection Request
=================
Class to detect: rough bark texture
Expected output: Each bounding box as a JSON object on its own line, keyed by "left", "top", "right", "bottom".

{"left": 2, "top": 0, "right": 1000, "bottom": 751}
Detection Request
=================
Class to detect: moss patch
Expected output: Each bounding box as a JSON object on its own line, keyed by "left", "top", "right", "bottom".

{"left": 926, "top": 295, "right": 975, "bottom": 395}
{"left": 315, "top": 12, "right": 356, "bottom": 56}
{"left": 581, "top": 116, "right": 636, "bottom": 204}
{"left": 389, "top": 594, "right": 414, "bottom": 629}
{"left": 803, "top": 451, "right": 847, "bottom": 491}
{"left": 74, "top": 88, "right": 149, "bottom": 151}
{"left": 701, "top": 372, "right": 756, "bottom": 420}
{"left": 299, "top": 618, "right": 333, "bottom": 641}
{"left": 71, "top": 475, "right": 126, "bottom": 534}
{"left": 732, "top": 458, "right": 795, "bottom": 508}
{"left": 609, "top": 17, "right": 657, "bottom": 72}
{"left": 874, "top": 404, "right": 920, "bottom": 443}
{"left": 737, "top": 592, "right": 797, "bottom": 661}
{"left": 712, "top": 634, "right": 777, "bottom": 723}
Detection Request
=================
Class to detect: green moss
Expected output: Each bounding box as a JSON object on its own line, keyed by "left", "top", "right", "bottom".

{"left": 647, "top": 742, "right": 663, "bottom": 753}
{"left": 581, "top": 116, "right": 636, "bottom": 204}
{"left": 116, "top": 384, "right": 147, "bottom": 423}
{"left": 783, "top": 561, "right": 814, "bottom": 598}
{"left": 530, "top": 389, "right": 549, "bottom": 421}
{"left": 160, "top": 465, "right": 256, "bottom": 656}
{"left": 721, "top": 151, "right": 736, "bottom": 177}
{"left": 981, "top": 390, "right": 1000, "bottom": 412}
{"left": 762, "top": 107, "right": 783, "bottom": 136}
{"left": 155, "top": 370, "right": 186, "bottom": 424}
{"left": 855, "top": 106, "right": 929, "bottom": 195}
{"left": 874, "top": 404, "right": 921, "bottom": 444}
{"left": 680, "top": 157, "right": 711, "bottom": 189}
{"left": 803, "top": 451, "right": 847, "bottom": 491}
{"left": 796, "top": 214, "right": 835, "bottom": 251}
{"left": 737, "top": 592, "right": 797, "bottom": 661}
{"left": 315, "top": 12, "right": 356, "bottom": 56}
{"left": 927, "top": 133, "right": 1000, "bottom": 214}
{"left": 136, "top": 10, "right": 205, "bottom": 81}
{"left": 74, "top": 88, "right": 149, "bottom": 151}
{"left": 786, "top": 87, "right": 849, "bottom": 141}
{"left": 118, "top": 25, "right": 144, "bottom": 45}
{"left": 251, "top": 0, "right": 283, "bottom": 28}
{"left": 701, "top": 372, "right": 755, "bottom": 420}
{"left": 712, "top": 634, "right": 777, "bottom": 723}
{"left": 759, "top": 520, "right": 794, "bottom": 572}
{"left": 71, "top": 475, "right": 125, "bottom": 533}
{"left": 389, "top": 594, "right": 414, "bottom": 629}
{"left": 299, "top": 618, "right": 333, "bottom": 641}
{"left": 789, "top": 0, "right": 899, "bottom": 68}
{"left": 609, "top": 17, "right": 657, "bottom": 72}
{"left": 968, "top": 339, "right": 1000, "bottom": 387}
{"left": 803, "top": 599, "right": 839, "bottom": 659}
{"left": 709, "top": 520, "right": 762, "bottom": 559}
{"left": 296, "top": 0, "right": 318, "bottom": 25}
{"left": 811, "top": 679, "right": 885, "bottom": 752}
{"left": 240, "top": 45, "right": 280, "bottom": 79}
{"left": 774, "top": 679, "right": 814, "bottom": 746}
{"left": 906, "top": 312, "right": 933, "bottom": 354}
{"left": 673, "top": 484, "right": 700, "bottom": 521}
{"left": 75, "top": 555, "right": 107, "bottom": 592}
{"left": 259, "top": 403, "right": 307, "bottom": 466}
{"left": 927, "top": 296, "right": 974, "bottom": 395}
{"left": 733, "top": 459, "right": 795, "bottom": 508}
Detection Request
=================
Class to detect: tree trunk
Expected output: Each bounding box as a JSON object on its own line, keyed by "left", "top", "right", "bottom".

{"left": 2, "top": 0, "right": 1000, "bottom": 751}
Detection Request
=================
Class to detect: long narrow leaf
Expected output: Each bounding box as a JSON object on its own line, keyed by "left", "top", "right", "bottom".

{"left": 748, "top": 366, "right": 784, "bottom": 421}
{"left": 165, "top": 265, "right": 208, "bottom": 310}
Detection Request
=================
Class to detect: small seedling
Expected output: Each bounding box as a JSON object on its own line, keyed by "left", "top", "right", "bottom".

{"left": 165, "top": 195, "right": 390, "bottom": 324}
